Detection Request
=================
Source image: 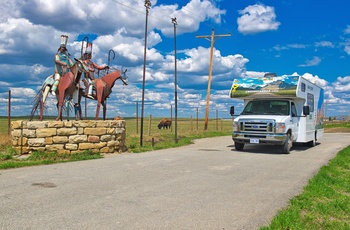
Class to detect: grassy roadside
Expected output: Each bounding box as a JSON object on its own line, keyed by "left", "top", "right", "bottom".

{"left": 260, "top": 146, "right": 350, "bottom": 229}
{"left": 0, "top": 149, "right": 102, "bottom": 170}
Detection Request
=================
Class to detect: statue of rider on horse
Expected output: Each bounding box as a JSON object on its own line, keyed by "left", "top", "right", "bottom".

{"left": 81, "top": 42, "right": 109, "bottom": 99}
{"left": 30, "top": 34, "right": 128, "bottom": 121}
{"left": 51, "top": 35, "right": 74, "bottom": 96}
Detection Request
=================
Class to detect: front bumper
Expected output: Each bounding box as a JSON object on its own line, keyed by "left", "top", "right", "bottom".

{"left": 232, "top": 132, "right": 287, "bottom": 145}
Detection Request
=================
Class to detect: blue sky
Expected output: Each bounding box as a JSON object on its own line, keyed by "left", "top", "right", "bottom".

{"left": 1, "top": 0, "right": 350, "bottom": 119}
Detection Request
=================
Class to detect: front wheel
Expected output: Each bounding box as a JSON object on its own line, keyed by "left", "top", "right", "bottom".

{"left": 307, "top": 132, "right": 316, "bottom": 147}
{"left": 235, "top": 142, "right": 244, "bottom": 151}
{"left": 282, "top": 133, "right": 292, "bottom": 154}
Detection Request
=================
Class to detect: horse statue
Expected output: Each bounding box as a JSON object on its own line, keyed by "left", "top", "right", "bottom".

{"left": 94, "top": 69, "right": 128, "bottom": 120}
{"left": 30, "top": 58, "right": 89, "bottom": 121}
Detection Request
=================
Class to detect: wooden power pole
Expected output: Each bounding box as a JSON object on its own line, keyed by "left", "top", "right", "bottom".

{"left": 196, "top": 28, "right": 230, "bottom": 130}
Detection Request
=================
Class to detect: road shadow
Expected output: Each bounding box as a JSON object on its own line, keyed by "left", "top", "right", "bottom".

{"left": 228, "top": 142, "right": 321, "bottom": 155}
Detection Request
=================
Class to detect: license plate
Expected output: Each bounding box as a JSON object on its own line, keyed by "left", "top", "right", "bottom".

{"left": 250, "top": 138, "right": 259, "bottom": 144}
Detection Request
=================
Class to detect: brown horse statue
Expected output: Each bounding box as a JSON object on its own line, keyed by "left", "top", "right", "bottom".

{"left": 30, "top": 58, "right": 89, "bottom": 121}
{"left": 92, "top": 69, "right": 128, "bottom": 120}
{"left": 80, "top": 69, "right": 127, "bottom": 120}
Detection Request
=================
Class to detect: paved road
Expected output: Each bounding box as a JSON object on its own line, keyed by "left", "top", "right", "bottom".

{"left": 0, "top": 133, "right": 349, "bottom": 230}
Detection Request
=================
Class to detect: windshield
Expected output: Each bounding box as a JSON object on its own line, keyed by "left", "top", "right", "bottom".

{"left": 241, "top": 100, "right": 290, "bottom": 115}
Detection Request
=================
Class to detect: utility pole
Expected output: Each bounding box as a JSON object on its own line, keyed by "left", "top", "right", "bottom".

{"left": 172, "top": 17, "right": 178, "bottom": 143}
{"left": 325, "top": 100, "right": 328, "bottom": 121}
{"left": 196, "top": 28, "right": 230, "bottom": 130}
{"left": 140, "top": 0, "right": 151, "bottom": 146}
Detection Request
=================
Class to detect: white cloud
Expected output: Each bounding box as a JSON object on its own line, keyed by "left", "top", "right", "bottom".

{"left": 273, "top": 43, "right": 306, "bottom": 51}
{"left": 344, "top": 25, "right": 350, "bottom": 34}
{"left": 151, "top": 0, "right": 226, "bottom": 36}
{"left": 301, "top": 73, "right": 328, "bottom": 88}
{"left": 344, "top": 46, "right": 350, "bottom": 55}
{"left": 315, "top": 41, "right": 334, "bottom": 48}
{"left": 298, "top": 56, "right": 321, "bottom": 67}
{"left": 332, "top": 76, "right": 350, "bottom": 91}
{"left": 0, "top": 18, "right": 60, "bottom": 57}
{"left": 237, "top": 3, "right": 280, "bottom": 35}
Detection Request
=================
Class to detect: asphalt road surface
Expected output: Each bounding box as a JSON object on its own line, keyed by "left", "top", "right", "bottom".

{"left": 1, "top": 133, "right": 349, "bottom": 230}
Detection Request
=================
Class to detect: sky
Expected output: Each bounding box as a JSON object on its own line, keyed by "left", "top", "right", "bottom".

{"left": 1, "top": 0, "right": 350, "bottom": 119}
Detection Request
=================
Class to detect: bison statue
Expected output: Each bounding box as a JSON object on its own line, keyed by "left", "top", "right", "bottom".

{"left": 158, "top": 118, "right": 172, "bottom": 129}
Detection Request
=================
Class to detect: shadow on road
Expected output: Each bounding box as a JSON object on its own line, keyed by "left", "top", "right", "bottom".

{"left": 228, "top": 142, "right": 320, "bottom": 155}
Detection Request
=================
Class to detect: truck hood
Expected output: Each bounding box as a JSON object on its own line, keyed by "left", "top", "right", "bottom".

{"left": 234, "top": 114, "right": 289, "bottom": 123}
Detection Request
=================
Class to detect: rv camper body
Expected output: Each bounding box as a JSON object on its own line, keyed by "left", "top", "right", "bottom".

{"left": 229, "top": 74, "right": 324, "bottom": 154}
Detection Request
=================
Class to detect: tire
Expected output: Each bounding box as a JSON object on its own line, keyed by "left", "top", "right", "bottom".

{"left": 282, "top": 133, "right": 292, "bottom": 154}
{"left": 235, "top": 142, "right": 244, "bottom": 151}
{"left": 307, "top": 132, "right": 316, "bottom": 147}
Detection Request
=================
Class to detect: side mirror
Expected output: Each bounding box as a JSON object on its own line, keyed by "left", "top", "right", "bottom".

{"left": 303, "top": 105, "right": 310, "bottom": 116}
{"left": 230, "top": 106, "right": 235, "bottom": 116}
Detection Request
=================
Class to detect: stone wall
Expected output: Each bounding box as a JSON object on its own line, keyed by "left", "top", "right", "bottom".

{"left": 11, "top": 120, "right": 127, "bottom": 154}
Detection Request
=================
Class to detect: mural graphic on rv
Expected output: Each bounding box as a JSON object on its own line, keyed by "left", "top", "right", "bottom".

{"left": 230, "top": 76, "right": 299, "bottom": 98}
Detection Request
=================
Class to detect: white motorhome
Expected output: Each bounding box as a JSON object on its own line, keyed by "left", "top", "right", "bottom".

{"left": 229, "top": 73, "right": 324, "bottom": 154}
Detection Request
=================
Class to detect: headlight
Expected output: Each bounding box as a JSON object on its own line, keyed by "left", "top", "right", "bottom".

{"left": 233, "top": 121, "right": 239, "bottom": 132}
{"left": 276, "top": 122, "right": 285, "bottom": 133}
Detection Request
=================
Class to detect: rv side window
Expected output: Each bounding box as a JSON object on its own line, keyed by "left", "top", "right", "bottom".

{"left": 291, "top": 102, "right": 297, "bottom": 117}
{"left": 301, "top": 83, "right": 306, "bottom": 92}
{"left": 307, "top": 93, "right": 314, "bottom": 112}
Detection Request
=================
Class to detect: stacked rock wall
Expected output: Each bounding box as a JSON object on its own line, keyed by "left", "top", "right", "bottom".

{"left": 11, "top": 120, "right": 127, "bottom": 154}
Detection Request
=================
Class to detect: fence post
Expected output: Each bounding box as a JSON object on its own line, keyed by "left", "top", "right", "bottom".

{"left": 8, "top": 90, "right": 11, "bottom": 137}
{"left": 196, "top": 107, "right": 199, "bottom": 131}
{"left": 216, "top": 109, "right": 218, "bottom": 131}
{"left": 148, "top": 114, "right": 152, "bottom": 136}
{"left": 136, "top": 102, "right": 138, "bottom": 134}
{"left": 191, "top": 116, "right": 193, "bottom": 132}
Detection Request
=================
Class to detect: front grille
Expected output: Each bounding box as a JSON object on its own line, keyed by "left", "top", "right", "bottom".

{"left": 238, "top": 119, "right": 275, "bottom": 133}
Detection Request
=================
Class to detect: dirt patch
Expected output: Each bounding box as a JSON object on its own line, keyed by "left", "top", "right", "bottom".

{"left": 325, "top": 128, "right": 350, "bottom": 133}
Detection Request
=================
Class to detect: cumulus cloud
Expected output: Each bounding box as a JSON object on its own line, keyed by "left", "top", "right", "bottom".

{"left": 315, "top": 41, "right": 334, "bottom": 48}
{"left": 344, "top": 46, "right": 350, "bottom": 55}
{"left": 237, "top": 3, "right": 280, "bottom": 35}
{"left": 298, "top": 56, "right": 321, "bottom": 67}
{"left": 301, "top": 73, "right": 328, "bottom": 88}
{"left": 344, "top": 25, "right": 350, "bottom": 34}
{"left": 151, "top": 0, "right": 226, "bottom": 36}
{"left": 332, "top": 76, "right": 350, "bottom": 91}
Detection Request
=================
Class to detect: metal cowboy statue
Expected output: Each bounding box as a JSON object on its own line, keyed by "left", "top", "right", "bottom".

{"left": 82, "top": 42, "right": 109, "bottom": 99}
{"left": 51, "top": 35, "right": 74, "bottom": 95}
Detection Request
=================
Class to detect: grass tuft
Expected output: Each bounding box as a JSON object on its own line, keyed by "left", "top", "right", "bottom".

{"left": 0, "top": 150, "right": 102, "bottom": 170}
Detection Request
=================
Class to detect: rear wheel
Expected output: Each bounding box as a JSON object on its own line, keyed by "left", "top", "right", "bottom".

{"left": 235, "top": 142, "right": 244, "bottom": 151}
{"left": 282, "top": 133, "right": 292, "bottom": 154}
